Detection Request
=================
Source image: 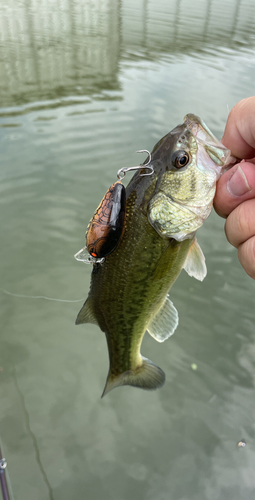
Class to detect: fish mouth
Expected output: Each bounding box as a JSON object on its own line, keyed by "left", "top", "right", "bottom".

{"left": 184, "top": 113, "right": 235, "bottom": 176}
{"left": 184, "top": 113, "right": 219, "bottom": 145}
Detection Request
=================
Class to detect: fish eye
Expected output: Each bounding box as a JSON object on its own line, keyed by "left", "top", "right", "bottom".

{"left": 172, "top": 150, "right": 190, "bottom": 169}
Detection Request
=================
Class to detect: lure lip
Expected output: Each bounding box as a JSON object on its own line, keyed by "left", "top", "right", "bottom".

{"left": 74, "top": 247, "right": 105, "bottom": 265}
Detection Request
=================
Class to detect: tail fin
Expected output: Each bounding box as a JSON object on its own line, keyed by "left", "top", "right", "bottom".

{"left": 101, "top": 357, "right": 165, "bottom": 397}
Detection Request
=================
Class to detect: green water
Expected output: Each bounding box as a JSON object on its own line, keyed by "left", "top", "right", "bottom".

{"left": 0, "top": 1, "right": 255, "bottom": 499}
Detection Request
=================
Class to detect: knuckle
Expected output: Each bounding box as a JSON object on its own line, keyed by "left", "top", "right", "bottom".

{"left": 238, "top": 237, "right": 255, "bottom": 279}
{"left": 239, "top": 201, "right": 255, "bottom": 239}
{"left": 225, "top": 200, "right": 255, "bottom": 248}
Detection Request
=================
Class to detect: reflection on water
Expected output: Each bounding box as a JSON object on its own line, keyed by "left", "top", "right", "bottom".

{"left": 0, "top": 0, "right": 254, "bottom": 107}
{"left": 0, "top": 1, "right": 255, "bottom": 500}
{"left": 0, "top": 0, "right": 121, "bottom": 106}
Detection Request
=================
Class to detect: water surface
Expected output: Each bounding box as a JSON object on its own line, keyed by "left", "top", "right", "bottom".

{"left": 0, "top": 1, "right": 255, "bottom": 499}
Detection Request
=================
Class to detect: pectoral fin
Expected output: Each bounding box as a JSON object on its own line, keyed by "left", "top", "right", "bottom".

{"left": 147, "top": 296, "right": 179, "bottom": 343}
{"left": 75, "top": 297, "right": 98, "bottom": 325}
{"left": 183, "top": 237, "right": 207, "bottom": 281}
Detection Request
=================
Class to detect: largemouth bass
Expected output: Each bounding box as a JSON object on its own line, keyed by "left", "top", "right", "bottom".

{"left": 75, "top": 114, "right": 232, "bottom": 396}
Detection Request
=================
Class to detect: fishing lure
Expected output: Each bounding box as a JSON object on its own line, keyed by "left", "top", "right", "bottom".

{"left": 86, "top": 181, "right": 126, "bottom": 259}
{"left": 84, "top": 150, "right": 154, "bottom": 262}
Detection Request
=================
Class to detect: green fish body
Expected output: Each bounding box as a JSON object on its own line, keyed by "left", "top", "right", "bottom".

{"left": 76, "top": 115, "right": 233, "bottom": 396}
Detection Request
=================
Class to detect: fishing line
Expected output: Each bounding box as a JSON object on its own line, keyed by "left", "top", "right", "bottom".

{"left": 0, "top": 289, "right": 85, "bottom": 303}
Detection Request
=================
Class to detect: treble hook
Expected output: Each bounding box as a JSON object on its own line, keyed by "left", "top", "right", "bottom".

{"left": 117, "top": 149, "right": 154, "bottom": 180}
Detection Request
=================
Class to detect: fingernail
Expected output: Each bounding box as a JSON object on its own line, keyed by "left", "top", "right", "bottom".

{"left": 227, "top": 166, "right": 251, "bottom": 197}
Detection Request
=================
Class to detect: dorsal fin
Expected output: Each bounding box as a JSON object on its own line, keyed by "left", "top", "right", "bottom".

{"left": 147, "top": 296, "right": 179, "bottom": 343}
{"left": 75, "top": 297, "right": 98, "bottom": 325}
{"left": 183, "top": 237, "right": 207, "bottom": 281}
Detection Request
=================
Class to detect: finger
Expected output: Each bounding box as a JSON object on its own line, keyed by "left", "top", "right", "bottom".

{"left": 224, "top": 198, "right": 255, "bottom": 248}
{"left": 238, "top": 236, "right": 255, "bottom": 279}
{"left": 214, "top": 161, "right": 255, "bottom": 218}
{"left": 222, "top": 97, "right": 255, "bottom": 159}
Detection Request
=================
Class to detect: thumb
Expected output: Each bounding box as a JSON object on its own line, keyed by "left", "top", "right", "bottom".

{"left": 213, "top": 161, "right": 255, "bottom": 218}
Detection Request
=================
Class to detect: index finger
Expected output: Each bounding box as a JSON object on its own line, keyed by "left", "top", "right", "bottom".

{"left": 221, "top": 97, "right": 255, "bottom": 159}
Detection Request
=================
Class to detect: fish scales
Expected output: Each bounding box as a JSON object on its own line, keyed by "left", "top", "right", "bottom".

{"left": 83, "top": 175, "right": 191, "bottom": 385}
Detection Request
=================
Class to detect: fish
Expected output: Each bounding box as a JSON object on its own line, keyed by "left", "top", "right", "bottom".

{"left": 75, "top": 114, "right": 233, "bottom": 397}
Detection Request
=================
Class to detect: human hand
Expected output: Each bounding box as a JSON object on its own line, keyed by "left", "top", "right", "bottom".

{"left": 214, "top": 97, "right": 255, "bottom": 279}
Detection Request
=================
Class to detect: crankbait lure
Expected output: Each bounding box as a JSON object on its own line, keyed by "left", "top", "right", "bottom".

{"left": 82, "top": 150, "right": 154, "bottom": 262}
{"left": 86, "top": 181, "right": 126, "bottom": 259}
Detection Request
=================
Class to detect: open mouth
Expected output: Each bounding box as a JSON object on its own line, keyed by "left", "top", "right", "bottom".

{"left": 184, "top": 113, "right": 236, "bottom": 173}
{"left": 184, "top": 113, "right": 219, "bottom": 145}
